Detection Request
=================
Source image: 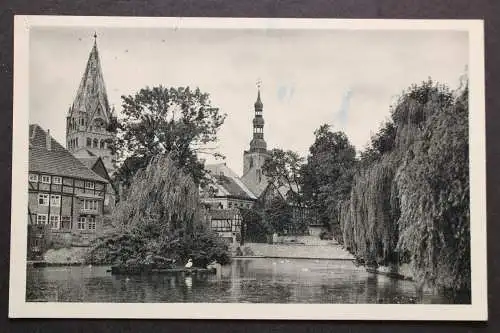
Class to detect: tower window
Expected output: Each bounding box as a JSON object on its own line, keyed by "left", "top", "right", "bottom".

{"left": 100, "top": 140, "right": 105, "bottom": 149}
{"left": 87, "top": 138, "right": 92, "bottom": 147}
{"left": 93, "top": 138, "right": 98, "bottom": 148}
{"left": 75, "top": 138, "right": 78, "bottom": 147}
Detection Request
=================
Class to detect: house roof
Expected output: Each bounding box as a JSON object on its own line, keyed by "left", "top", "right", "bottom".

{"left": 204, "top": 163, "right": 257, "bottom": 200}
{"left": 29, "top": 124, "right": 107, "bottom": 183}
{"left": 78, "top": 156, "right": 100, "bottom": 169}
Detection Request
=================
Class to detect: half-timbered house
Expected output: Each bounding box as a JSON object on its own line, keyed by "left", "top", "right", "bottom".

{"left": 28, "top": 124, "right": 110, "bottom": 244}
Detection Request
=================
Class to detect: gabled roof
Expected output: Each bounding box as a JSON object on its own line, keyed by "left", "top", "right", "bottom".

{"left": 78, "top": 156, "right": 112, "bottom": 182}
{"left": 204, "top": 163, "right": 257, "bottom": 200}
{"left": 29, "top": 124, "right": 107, "bottom": 183}
{"left": 78, "top": 156, "right": 100, "bottom": 169}
{"left": 68, "top": 40, "right": 111, "bottom": 124}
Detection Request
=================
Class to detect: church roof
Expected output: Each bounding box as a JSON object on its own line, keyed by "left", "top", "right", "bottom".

{"left": 68, "top": 39, "right": 111, "bottom": 122}
{"left": 29, "top": 124, "right": 107, "bottom": 183}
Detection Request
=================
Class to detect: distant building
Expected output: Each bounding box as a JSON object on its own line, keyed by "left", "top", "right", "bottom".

{"left": 241, "top": 88, "right": 271, "bottom": 197}
{"left": 207, "top": 209, "right": 243, "bottom": 246}
{"left": 259, "top": 181, "right": 320, "bottom": 236}
{"left": 201, "top": 163, "right": 257, "bottom": 210}
{"left": 66, "top": 35, "right": 117, "bottom": 176}
{"left": 202, "top": 87, "right": 321, "bottom": 240}
{"left": 28, "top": 124, "right": 111, "bottom": 246}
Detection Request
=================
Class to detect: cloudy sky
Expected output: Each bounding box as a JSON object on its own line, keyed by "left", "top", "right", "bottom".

{"left": 29, "top": 27, "right": 468, "bottom": 175}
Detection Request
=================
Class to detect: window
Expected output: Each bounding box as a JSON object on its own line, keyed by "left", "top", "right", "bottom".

{"left": 77, "top": 216, "right": 86, "bottom": 230}
{"left": 49, "top": 215, "right": 60, "bottom": 229}
{"left": 100, "top": 140, "right": 105, "bottom": 149}
{"left": 87, "top": 138, "right": 92, "bottom": 147}
{"left": 38, "top": 193, "right": 49, "bottom": 206}
{"left": 50, "top": 194, "right": 61, "bottom": 206}
{"left": 75, "top": 138, "right": 78, "bottom": 147}
{"left": 88, "top": 217, "right": 96, "bottom": 230}
{"left": 52, "top": 176, "right": 62, "bottom": 185}
{"left": 228, "top": 202, "right": 232, "bottom": 208}
{"left": 29, "top": 174, "right": 38, "bottom": 182}
{"left": 85, "top": 181, "right": 95, "bottom": 189}
{"left": 41, "top": 175, "right": 51, "bottom": 184}
{"left": 93, "top": 139, "right": 98, "bottom": 148}
{"left": 36, "top": 214, "right": 48, "bottom": 225}
{"left": 83, "top": 199, "right": 98, "bottom": 211}
{"left": 61, "top": 216, "right": 71, "bottom": 229}
{"left": 211, "top": 220, "right": 232, "bottom": 232}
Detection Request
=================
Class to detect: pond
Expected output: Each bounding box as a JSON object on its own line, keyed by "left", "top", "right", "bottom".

{"left": 26, "top": 258, "right": 457, "bottom": 303}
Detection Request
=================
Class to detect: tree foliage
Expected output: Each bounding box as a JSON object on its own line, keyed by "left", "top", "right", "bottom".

{"left": 262, "top": 148, "right": 304, "bottom": 204}
{"left": 113, "top": 86, "right": 226, "bottom": 188}
{"left": 87, "top": 153, "right": 230, "bottom": 267}
{"left": 301, "top": 124, "right": 357, "bottom": 233}
{"left": 338, "top": 78, "right": 470, "bottom": 296}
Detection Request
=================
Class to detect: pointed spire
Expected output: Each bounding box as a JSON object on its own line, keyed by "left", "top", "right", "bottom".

{"left": 254, "top": 79, "right": 263, "bottom": 110}
{"left": 249, "top": 81, "right": 266, "bottom": 152}
{"left": 69, "top": 35, "right": 111, "bottom": 120}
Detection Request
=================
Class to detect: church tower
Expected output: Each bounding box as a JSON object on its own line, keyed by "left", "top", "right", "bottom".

{"left": 241, "top": 85, "right": 271, "bottom": 197}
{"left": 66, "top": 34, "right": 116, "bottom": 175}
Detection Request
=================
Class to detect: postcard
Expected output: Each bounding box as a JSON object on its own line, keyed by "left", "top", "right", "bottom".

{"left": 9, "top": 15, "right": 487, "bottom": 320}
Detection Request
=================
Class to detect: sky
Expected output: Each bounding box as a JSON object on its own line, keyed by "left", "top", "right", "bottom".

{"left": 29, "top": 27, "right": 468, "bottom": 176}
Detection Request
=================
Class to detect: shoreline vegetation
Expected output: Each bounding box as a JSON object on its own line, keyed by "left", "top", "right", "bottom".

{"left": 85, "top": 155, "right": 232, "bottom": 268}
{"left": 334, "top": 78, "right": 470, "bottom": 301}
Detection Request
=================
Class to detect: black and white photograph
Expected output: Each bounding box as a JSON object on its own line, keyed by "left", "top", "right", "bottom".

{"left": 9, "top": 16, "right": 486, "bottom": 320}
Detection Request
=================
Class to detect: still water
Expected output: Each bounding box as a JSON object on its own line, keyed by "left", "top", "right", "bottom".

{"left": 26, "top": 258, "right": 453, "bottom": 303}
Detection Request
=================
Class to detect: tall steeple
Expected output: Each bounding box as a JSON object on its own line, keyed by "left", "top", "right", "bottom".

{"left": 66, "top": 33, "right": 116, "bottom": 175}
{"left": 241, "top": 82, "right": 271, "bottom": 197}
{"left": 67, "top": 32, "right": 111, "bottom": 120}
{"left": 249, "top": 83, "right": 267, "bottom": 153}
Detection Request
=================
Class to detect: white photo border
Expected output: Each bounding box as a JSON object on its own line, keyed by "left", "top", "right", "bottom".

{"left": 9, "top": 15, "right": 487, "bottom": 320}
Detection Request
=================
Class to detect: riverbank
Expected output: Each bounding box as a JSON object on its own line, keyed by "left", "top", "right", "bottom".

{"left": 239, "top": 241, "right": 355, "bottom": 260}
{"left": 237, "top": 240, "right": 418, "bottom": 283}
{"left": 41, "top": 247, "right": 89, "bottom": 264}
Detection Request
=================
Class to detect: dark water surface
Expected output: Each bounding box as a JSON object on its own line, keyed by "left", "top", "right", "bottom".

{"left": 26, "top": 258, "right": 453, "bottom": 303}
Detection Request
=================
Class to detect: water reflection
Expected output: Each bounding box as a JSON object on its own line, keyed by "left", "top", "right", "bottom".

{"left": 26, "top": 258, "right": 456, "bottom": 304}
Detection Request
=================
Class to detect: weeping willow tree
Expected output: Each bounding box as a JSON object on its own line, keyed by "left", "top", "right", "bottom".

{"left": 338, "top": 78, "right": 470, "bottom": 296}
{"left": 395, "top": 83, "right": 469, "bottom": 294}
{"left": 87, "top": 154, "right": 230, "bottom": 266}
